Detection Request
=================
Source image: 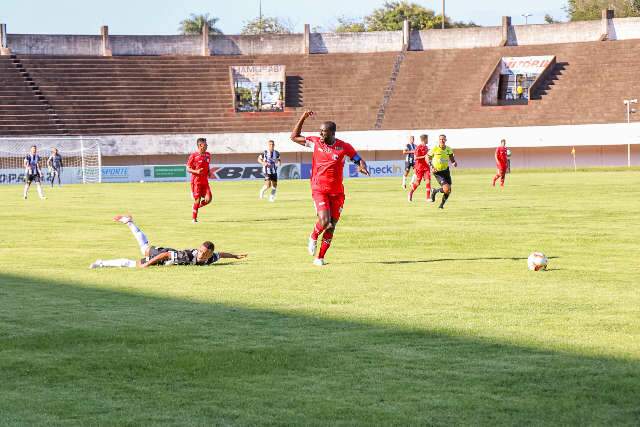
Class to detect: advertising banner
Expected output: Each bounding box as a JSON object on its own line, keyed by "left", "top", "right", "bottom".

{"left": 500, "top": 56, "right": 553, "bottom": 76}
{"left": 300, "top": 160, "right": 405, "bottom": 179}
{"left": 230, "top": 65, "right": 286, "bottom": 112}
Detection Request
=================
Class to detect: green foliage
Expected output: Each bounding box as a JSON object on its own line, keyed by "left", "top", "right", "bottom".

{"left": 333, "top": 1, "right": 477, "bottom": 32}
{"left": 241, "top": 16, "right": 294, "bottom": 35}
{"left": 178, "top": 13, "right": 223, "bottom": 35}
{"left": 544, "top": 14, "right": 560, "bottom": 23}
{"left": 565, "top": 0, "right": 640, "bottom": 20}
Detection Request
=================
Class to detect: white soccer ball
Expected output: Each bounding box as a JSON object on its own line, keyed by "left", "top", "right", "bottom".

{"left": 527, "top": 252, "right": 548, "bottom": 271}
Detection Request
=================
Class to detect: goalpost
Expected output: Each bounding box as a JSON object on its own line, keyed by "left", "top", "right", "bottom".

{"left": 0, "top": 137, "right": 101, "bottom": 184}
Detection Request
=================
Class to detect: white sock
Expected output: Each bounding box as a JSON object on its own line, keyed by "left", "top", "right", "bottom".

{"left": 259, "top": 185, "right": 268, "bottom": 198}
{"left": 411, "top": 174, "right": 416, "bottom": 184}
{"left": 36, "top": 183, "right": 45, "bottom": 198}
{"left": 126, "top": 221, "right": 150, "bottom": 255}
{"left": 270, "top": 188, "right": 277, "bottom": 197}
{"left": 23, "top": 184, "right": 29, "bottom": 198}
{"left": 101, "top": 258, "right": 137, "bottom": 268}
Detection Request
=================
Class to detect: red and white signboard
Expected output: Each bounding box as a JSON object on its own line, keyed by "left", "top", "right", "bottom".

{"left": 501, "top": 56, "right": 553, "bottom": 75}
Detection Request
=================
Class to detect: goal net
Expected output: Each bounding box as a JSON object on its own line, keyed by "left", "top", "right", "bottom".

{"left": 0, "top": 137, "right": 101, "bottom": 185}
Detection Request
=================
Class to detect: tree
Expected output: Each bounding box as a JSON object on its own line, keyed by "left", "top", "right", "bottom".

{"left": 565, "top": 0, "right": 640, "bottom": 21}
{"left": 544, "top": 14, "right": 560, "bottom": 23}
{"left": 179, "top": 13, "right": 223, "bottom": 35}
{"left": 334, "top": 1, "right": 477, "bottom": 32}
{"left": 334, "top": 17, "right": 367, "bottom": 33}
{"left": 241, "top": 17, "right": 294, "bottom": 35}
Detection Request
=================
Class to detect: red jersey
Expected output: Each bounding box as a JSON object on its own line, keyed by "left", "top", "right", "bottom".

{"left": 414, "top": 144, "right": 429, "bottom": 170}
{"left": 305, "top": 136, "right": 358, "bottom": 194}
{"left": 496, "top": 147, "right": 508, "bottom": 165}
{"left": 187, "top": 152, "right": 211, "bottom": 183}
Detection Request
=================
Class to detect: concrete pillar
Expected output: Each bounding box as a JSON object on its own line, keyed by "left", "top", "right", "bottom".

{"left": 402, "top": 19, "right": 410, "bottom": 51}
{"left": 101, "top": 25, "right": 112, "bottom": 56}
{"left": 500, "top": 16, "right": 511, "bottom": 46}
{"left": 0, "top": 23, "right": 10, "bottom": 56}
{"left": 202, "top": 24, "right": 209, "bottom": 56}
{"left": 304, "top": 24, "right": 310, "bottom": 55}
{"left": 601, "top": 9, "right": 614, "bottom": 41}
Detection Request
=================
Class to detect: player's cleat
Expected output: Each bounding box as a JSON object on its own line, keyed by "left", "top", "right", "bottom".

{"left": 192, "top": 219, "right": 198, "bottom": 224}
{"left": 89, "top": 260, "right": 103, "bottom": 269}
{"left": 438, "top": 205, "right": 444, "bottom": 209}
{"left": 23, "top": 195, "right": 27, "bottom": 200}
{"left": 313, "top": 258, "right": 326, "bottom": 266}
{"left": 40, "top": 196, "right": 46, "bottom": 200}
{"left": 402, "top": 183, "right": 407, "bottom": 189}
{"left": 308, "top": 237, "right": 317, "bottom": 255}
{"left": 430, "top": 191, "right": 437, "bottom": 203}
{"left": 269, "top": 195, "right": 275, "bottom": 202}
{"left": 113, "top": 214, "right": 132, "bottom": 224}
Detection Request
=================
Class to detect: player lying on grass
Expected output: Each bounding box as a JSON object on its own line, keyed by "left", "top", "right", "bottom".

{"left": 89, "top": 215, "right": 247, "bottom": 269}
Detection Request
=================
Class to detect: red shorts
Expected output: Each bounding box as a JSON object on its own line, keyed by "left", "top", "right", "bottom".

{"left": 191, "top": 180, "right": 212, "bottom": 200}
{"left": 414, "top": 167, "right": 431, "bottom": 182}
{"left": 497, "top": 164, "right": 507, "bottom": 174}
{"left": 312, "top": 192, "right": 345, "bottom": 221}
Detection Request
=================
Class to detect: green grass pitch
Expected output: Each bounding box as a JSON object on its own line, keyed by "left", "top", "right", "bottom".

{"left": 1, "top": 169, "right": 639, "bottom": 425}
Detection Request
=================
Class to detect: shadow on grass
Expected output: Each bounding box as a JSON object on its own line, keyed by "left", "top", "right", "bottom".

{"left": 365, "top": 256, "right": 559, "bottom": 265}
{"left": 0, "top": 272, "right": 636, "bottom": 425}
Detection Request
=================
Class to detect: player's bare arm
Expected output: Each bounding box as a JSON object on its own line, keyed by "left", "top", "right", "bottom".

{"left": 356, "top": 159, "right": 370, "bottom": 176}
{"left": 187, "top": 167, "right": 202, "bottom": 175}
{"left": 291, "top": 110, "right": 314, "bottom": 145}
{"left": 450, "top": 154, "right": 458, "bottom": 167}
{"left": 219, "top": 252, "right": 248, "bottom": 259}
{"left": 139, "top": 251, "right": 171, "bottom": 268}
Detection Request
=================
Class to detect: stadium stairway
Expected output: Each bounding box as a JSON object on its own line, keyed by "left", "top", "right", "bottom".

{"left": 13, "top": 53, "right": 397, "bottom": 136}
{"left": 380, "top": 39, "right": 640, "bottom": 130}
{"left": 0, "top": 56, "right": 66, "bottom": 136}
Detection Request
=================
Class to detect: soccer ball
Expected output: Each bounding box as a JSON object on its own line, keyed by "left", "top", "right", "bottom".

{"left": 527, "top": 252, "right": 548, "bottom": 271}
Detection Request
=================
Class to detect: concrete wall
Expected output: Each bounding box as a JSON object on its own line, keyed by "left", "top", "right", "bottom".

{"left": 609, "top": 17, "right": 640, "bottom": 40}
{"left": 110, "top": 35, "right": 200, "bottom": 56}
{"left": 310, "top": 31, "right": 402, "bottom": 53}
{"left": 507, "top": 21, "right": 602, "bottom": 46}
{"left": 410, "top": 26, "right": 502, "bottom": 50}
{"left": 7, "top": 34, "right": 102, "bottom": 55}
{"left": 211, "top": 34, "right": 303, "bottom": 55}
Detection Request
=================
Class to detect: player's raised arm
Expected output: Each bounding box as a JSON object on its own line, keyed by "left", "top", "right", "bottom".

{"left": 219, "top": 252, "right": 248, "bottom": 259}
{"left": 291, "top": 110, "right": 314, "bottom": 145}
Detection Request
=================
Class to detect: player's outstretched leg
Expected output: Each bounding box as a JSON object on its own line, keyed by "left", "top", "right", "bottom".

{"left": 90, "top": 259, "right": 137, "bottom": 269}
{"left": 114, "top": 215, "right": 149, "bottom": 255}
{"left": 36, "top": 181, "right": 45, "bottom": 199}
{"left": 439, "top": 185, "right": 451, "bottom": 209}
{"left": 260, "top": 181, "right": 269, "bottom": 199}
{"left": 23, "top": 182, "right": 29, "bottom": 199}
{"left": 431, "top": 187, "right": 441, "bottom": 203}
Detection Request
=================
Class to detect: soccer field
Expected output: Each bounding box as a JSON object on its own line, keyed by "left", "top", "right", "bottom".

{"left": 1, "top": 169, "right": 639, "bottom": 425}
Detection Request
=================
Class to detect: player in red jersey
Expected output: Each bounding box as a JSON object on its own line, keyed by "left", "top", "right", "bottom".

{"left": 186, "top": 138, "right": 212, "bottom": 223}
{"left": 291, "top": 110, "right": 369, "bottom": 266}
{"left": 492, "top": 139, "right": 508, "bottom": 187}
{"left": 408, "top": 134, "right": 431, "bottom": 202}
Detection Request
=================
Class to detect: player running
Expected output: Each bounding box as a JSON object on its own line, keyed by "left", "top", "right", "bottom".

{"left": 402, "top": 136, "right": 417, "bottom": 189}
{"left": 23, "top": 145, "right": 46, "bottom": 200}
{"left": 428, "top": 134, "right": 457, "bottom": 209}
{"left": 90, "top": 214, "right": 247, "bottom": 268}
{"left": 47, "top": 147, "right": 64, "bottom": 187}
{"left": 492, "top": 139, "right": 508, "bottom": 187}
{"left": 258, "top": 140, "right": 281, "bottom": 202}
{"left": 291, "top": 110, "right": 369, "bottom": 266}
{"left": 408, "top": 134, "right": 431, "bottom": 202}
{"left": 186, "top": 138, "right": 212, "bottom": 223}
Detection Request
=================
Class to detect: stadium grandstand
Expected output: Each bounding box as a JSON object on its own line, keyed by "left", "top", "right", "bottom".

{"left": 1, "top": 11, "right": 639, "bottom": 178}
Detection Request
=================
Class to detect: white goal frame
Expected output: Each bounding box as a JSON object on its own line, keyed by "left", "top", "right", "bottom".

{"left": 0, "top": 136, "right": 102, "bottom": 184}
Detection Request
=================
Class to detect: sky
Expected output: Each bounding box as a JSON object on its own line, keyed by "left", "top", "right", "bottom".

{"left": 0, "top": 0, "right": 568, "bottom": 35}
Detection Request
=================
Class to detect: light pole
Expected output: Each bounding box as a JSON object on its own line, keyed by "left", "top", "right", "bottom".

{"left": 442, "top": 0, "right": 446, "bottom": 29}
{"left": 521, "top": 13, "right": 532, "bottom": 24}
{"left": 623, "top": 98, "right": 637, "bottom": 168}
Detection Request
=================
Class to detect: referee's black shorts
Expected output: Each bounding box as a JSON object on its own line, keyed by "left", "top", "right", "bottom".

{"left": 434, "top": 168, "right": 452, "bottom": 186}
